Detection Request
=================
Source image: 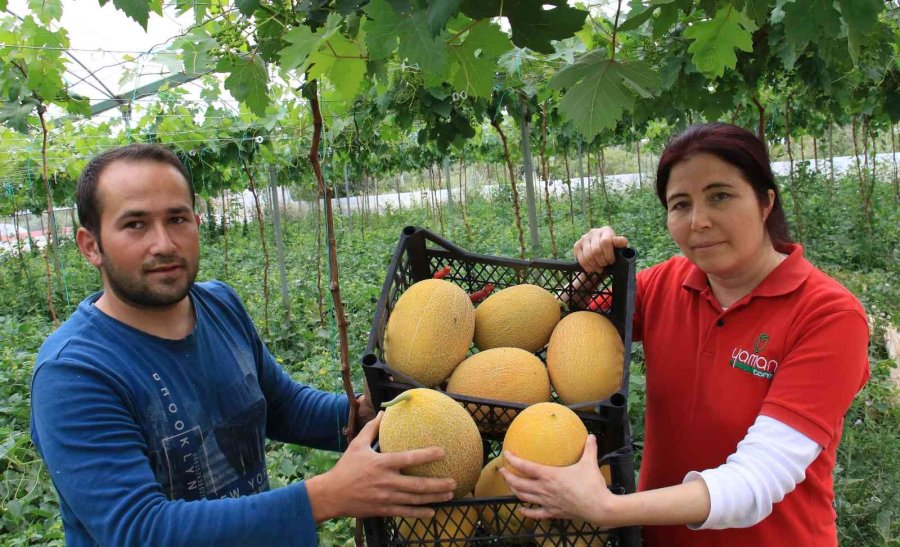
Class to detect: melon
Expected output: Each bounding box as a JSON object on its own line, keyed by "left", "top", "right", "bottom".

{"left": 379, "top": 388, "right": 483, "bottom": 498}
{"left": 446, "top": 347, "right": 551, "bottom": 426}
{"left": 395, "top": 494, "right": 477, "bottom": 545}
{"left": 546, "top": 311, "right": 624, "bottom": 405}
{"left": 474, "top": 455, "right": 534, "bottom": 536}
{"left": 383, "top": 279, "right": 475, "bottom": 387}
{"left": 503, "top": 402, "right": 588, "bottom": 473}
{"left": 474, "top": 284, "right": 561, "bottom": 352}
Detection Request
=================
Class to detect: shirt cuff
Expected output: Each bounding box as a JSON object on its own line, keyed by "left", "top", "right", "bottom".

{"left": 293, "top": 481, "right": 320, "bottom": 542}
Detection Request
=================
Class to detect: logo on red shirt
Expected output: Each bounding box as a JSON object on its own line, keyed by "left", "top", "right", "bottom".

{"left": 730, "top": 333, "right": 778, "bottom": 380}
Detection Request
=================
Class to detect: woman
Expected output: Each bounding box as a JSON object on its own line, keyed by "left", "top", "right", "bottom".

{"left": 500, "top": 123, "right": 870, "bottom": 546}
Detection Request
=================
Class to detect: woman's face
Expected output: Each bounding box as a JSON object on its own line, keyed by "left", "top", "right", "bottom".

{"left": 665, "top": 153, "right": 775, "bottom": 278}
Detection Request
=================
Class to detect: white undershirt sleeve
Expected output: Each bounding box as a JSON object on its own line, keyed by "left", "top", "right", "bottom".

{"left": 682, "top": 415, "right": 823, "bottom": 529}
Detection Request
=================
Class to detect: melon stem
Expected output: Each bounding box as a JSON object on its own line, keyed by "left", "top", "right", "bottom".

{"left": 381, "top": 391, "right": 413, "bottom": 409}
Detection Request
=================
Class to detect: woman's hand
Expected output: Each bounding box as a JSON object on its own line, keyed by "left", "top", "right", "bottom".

{"left": 499, "top": 434, "right": 615, "bottom": 525}
{"left": 574, "top": 227, "right": 629, "bottom": 273}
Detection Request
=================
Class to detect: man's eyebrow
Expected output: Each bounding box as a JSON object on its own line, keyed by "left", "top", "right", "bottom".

{"left": 115, "top": 206, "right": 192, "bottom": 221}
{"left": 116, "top": 209, "right": 148, "bottom": 221}
{"left": 666, "top": 182, "right": 734, "bottom": 203}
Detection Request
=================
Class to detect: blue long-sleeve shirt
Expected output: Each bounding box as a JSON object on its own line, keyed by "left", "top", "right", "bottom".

{"left": 30, "top": 281, "right": 350, "bottom": 546}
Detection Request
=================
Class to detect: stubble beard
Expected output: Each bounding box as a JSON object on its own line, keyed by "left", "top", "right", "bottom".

{"left": 103, "top": 255, "right": 199, "bottom": 309}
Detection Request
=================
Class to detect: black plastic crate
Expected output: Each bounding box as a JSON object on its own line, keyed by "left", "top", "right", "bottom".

{"left": 362, "top": 226, "right": 637, "bottom": 440}
{"left": 362, "top": 446, "right": 641, "bottom": 546}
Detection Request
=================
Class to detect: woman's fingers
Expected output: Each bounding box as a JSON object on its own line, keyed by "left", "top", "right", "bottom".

{"left": 517, "top": 505, "right": 554, "bottom": 520}
{"left": 502, "top": 451, "right": 546, "bottom": 479}
{"left": 575, "top": 227, "right": 626, "bottom": 273}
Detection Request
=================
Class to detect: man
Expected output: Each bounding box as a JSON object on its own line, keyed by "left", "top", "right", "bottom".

{"left": 30, "top": 144, "right": 455, "bottom": 546}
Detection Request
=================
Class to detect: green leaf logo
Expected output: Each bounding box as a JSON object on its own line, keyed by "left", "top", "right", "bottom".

{"left": 753, "top": 333, "right": 769, "bottom": 354}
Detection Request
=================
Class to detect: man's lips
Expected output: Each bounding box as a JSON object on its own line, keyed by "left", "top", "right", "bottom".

{"left": 145, "top": 263, "right": 184, "bottom": 274}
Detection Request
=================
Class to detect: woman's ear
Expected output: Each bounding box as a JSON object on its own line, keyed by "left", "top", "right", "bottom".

{"left": 762, "top": 189, "right": 775, "bottom": 222}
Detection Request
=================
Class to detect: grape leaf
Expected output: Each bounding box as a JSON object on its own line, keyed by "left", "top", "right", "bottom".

{"left": 28, "top": 0, "right": 62, "bottom": 24}
{"left": 235, "top": 0, "right": 258, "bottom": 17}
{"left": 26, "top": 62, "right": 64, "bottom": 100}
{"left": 0, "top": 100, "right": 38, "bottom": 133}
{"left": 177, "top": 29, "right": 218, "bottom": 75}
{"left": 397, "top": 12, "right": 448, "bottom": 78}
{"left": 278, "top": 26, "right": 321, "bottom": 70}
{"left": 460, "top": 0, "right": 588, "bottom": 54}
{"left": 218, "top": 54, "right": 269, "bottom": 116}
{"left": 742, "top": 0, "right": 771, "bottom": 25}
{"left": 836, "top": 0, "right": 884, "bottom": 64}
{"left": 684, "top": 6, "right": 757, "bottom": 79}
{"left": 449, "top": 21, "right": 511, "bottom": 98}
{"left": 307, "top": 33, "right": 366, "bottom": 101}
{"left": 362, "top": 0, "right": 401, "bottom": 60}
{"left": 781, "top": 0, "right": 841, "bottom": 50}
{"left": 550, "top": 56, "right": 658, "bottom": 138}
{"left": 256, "top": 17, "right": 287, "bottom": 64}
{"left": 618, "top": 4, "right": 656, "bottom": 33}
{"left": 98, "top": 0, "right": 153, "bottom": 31}
{"left": 425, "top": 0, "right": 461, "bottom": 36}
{"left": 63, "top": 94, "right": 91, "bottom": 117}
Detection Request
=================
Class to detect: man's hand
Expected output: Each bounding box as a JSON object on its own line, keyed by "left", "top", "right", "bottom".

{"left": 354, "top": 381, "right": 376, "bottom": 431}
{"left": 307, "top": 412, "right": 456, "bottom": 523}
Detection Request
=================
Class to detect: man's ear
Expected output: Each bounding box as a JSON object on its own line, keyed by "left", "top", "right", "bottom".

{"left": 76, "top": 227, "right": 103, "bottom": 269}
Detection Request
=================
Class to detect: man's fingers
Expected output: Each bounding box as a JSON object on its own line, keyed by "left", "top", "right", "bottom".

{"left": 388, "top": 473, "right": 457, "bottom": 496}
{"left": 385, "top": 505, "right": 437, "bottom": 519}
{"left": 385, "top": 489, "right": 455, "bottom": 507}
{"left": 354, "top": 411, "right": 382, "bottom": 445}
{"left": 381, "top": 446, "right": 446, "bottom": 469}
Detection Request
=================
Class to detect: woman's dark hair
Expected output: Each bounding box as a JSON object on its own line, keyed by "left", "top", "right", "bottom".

{"left": 76, "top": 143, "right": 194, "bottom": 244}
{"left": 655, "top": 122, "right": 792, "bottom": 246}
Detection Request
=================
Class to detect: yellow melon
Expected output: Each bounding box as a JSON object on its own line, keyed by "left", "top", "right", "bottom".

{"left": 394, "top": 494, "right": 478, "bottom": 545}
{"left": 474, "top": 455, "right": 534, "bottom": 536}
{"left": 546, "top": 311, "right": 624, "bottom": 405}
{"left": 383, "top": 279, "right": 475, "bottom": 387}
{"left": 474, "top": 284, "right": 561, "bottom": 352}
{"left": 446, "top": 347, "right": 551, "bottom": 427}
{"left": 502, "top": 402, "right": 588, "bottom": 473}
{"left": 379, "top": 388, "right": 483, "bottom": 498}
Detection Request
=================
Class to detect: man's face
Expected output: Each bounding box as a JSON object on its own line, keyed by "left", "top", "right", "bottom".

{"left": 86, "top": 160, "right": 200, "bottom": 309}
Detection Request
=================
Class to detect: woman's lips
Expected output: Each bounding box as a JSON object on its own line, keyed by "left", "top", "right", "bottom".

{"left": 691, "top": 241, "right": 724, "bottom": 250}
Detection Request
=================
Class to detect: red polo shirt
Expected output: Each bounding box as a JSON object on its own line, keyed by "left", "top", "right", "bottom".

{"left": 633, "top": 244, "right": 869, "bottom": 547}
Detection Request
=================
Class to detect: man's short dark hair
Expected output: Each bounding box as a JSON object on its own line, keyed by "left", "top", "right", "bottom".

{"left": 76, "top": 143, "right": 194, "bottom": 240}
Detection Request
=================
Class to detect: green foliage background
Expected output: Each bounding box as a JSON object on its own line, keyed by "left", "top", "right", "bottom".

{"left": 1, "top": 172, "right": 898, "bottom": 545}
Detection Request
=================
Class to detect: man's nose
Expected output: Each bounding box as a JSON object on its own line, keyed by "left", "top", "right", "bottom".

{"left": 148, "top": 223, "right": 177, "bottom": 254}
